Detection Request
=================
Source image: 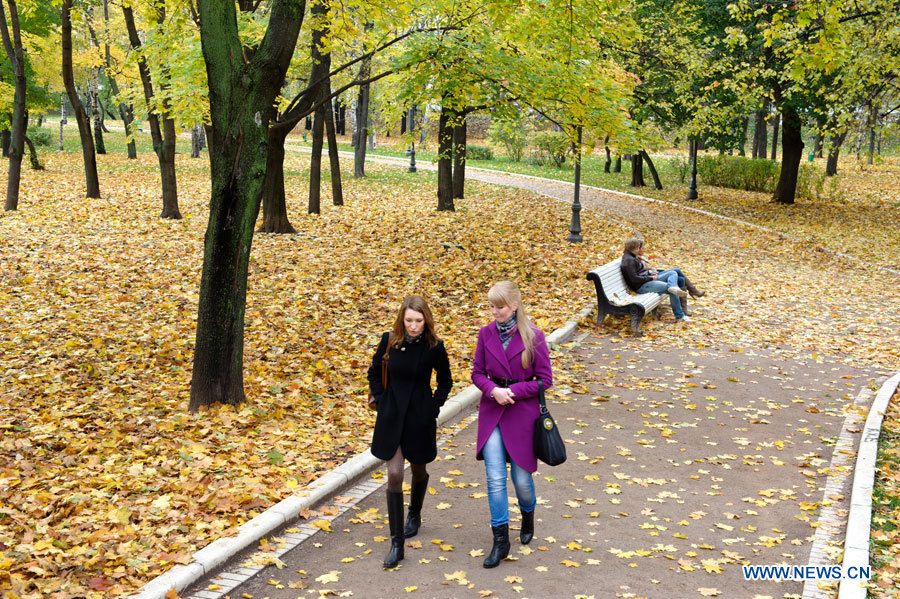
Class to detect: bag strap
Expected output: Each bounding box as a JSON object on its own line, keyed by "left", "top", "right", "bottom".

{"left": 537, "top": 378, "right": 548, "bottom": 414}
{"left": 381, "top": 333, "right": 391, "bottom": 389}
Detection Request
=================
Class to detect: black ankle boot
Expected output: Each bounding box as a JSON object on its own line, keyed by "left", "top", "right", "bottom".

{"left": 383, "top": 490, "right": 404, "bottom": 568}
{"left": 404, "top": 475, "right": 429, "bottom": 538}
{"left": 483, "top": 524, "right": 510, "bottom": 568}
{"left": 520, "top": 510, "right": 534, "bottom": 545}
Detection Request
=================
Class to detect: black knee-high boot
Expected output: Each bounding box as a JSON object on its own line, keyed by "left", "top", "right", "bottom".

{"left": 383, "top": 490, "right": 404, "bottom": 568}
{"left": 520, "top": 509, "right": 534, "bottom": 545}
{"left": 483, "top": 524, "right": 510, "bottom": 568}
{"left": 404, "top": 474, "right": 429, "bottom": 538}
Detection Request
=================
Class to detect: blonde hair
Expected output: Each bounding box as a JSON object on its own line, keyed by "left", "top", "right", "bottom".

{"left": 488, "top": 281, "right": 536, "bottom": 368}
{"left": 623, "top": 236, "right": 644, "bottom": 253}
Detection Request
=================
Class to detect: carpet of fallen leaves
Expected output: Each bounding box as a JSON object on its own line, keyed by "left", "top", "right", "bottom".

{"left": 0, "top": 150, "right": 897, "bottom": 597}
{"left": 871, "top": 390, "right": 900, "bottom": 597}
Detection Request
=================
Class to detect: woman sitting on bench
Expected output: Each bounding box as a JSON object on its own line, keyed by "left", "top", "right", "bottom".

{"left": 620, "top": 236, "right": 705, "bottom": 322}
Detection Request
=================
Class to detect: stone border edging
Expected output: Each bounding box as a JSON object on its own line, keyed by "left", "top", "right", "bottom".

{"left": 132, "top": 303, "right": 595, "bottom": 599}
{"left": 837, "top": 371, "right": 900, "bottom": 599}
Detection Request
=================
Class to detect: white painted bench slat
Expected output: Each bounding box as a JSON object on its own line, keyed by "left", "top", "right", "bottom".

{"left": 586, "top": 258, "right": 664, "bottom": 335}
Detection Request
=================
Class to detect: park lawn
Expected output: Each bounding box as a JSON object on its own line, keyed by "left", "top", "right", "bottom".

{"left": 0, "top": 147, "right": 898, "bottom": 597}
{"left": 871, "top": 391, "right": 900, "bottom": 597}
{"left": 301, "top": 132, "right": 900, "bottom": 264}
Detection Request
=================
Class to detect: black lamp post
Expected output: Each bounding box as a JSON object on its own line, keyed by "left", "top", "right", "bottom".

{"left": 568, "top": 125, "right": 584, "bottom": 243}
{"left": 407, "top": 106, "right": 417, "bottom": 173}
{"left": 686, "top": 137, "right": 698, "bottom": 200}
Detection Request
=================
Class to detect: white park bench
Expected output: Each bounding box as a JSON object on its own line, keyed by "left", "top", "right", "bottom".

{"left": 586, "top": 258, "right": 663, "bottom": 336}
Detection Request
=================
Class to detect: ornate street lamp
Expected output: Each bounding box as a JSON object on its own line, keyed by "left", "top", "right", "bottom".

{"left": 568, "top": 125, "right": 584, "bottom": 243}
{"left": 686, "top": 137, "right": 699, "bottom": 200}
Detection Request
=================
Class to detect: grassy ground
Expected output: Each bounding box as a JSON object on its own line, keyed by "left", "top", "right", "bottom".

{"left": 3, "top": 121, "right": 897, "bottom": 598}
{"left": 871, "top": 392, "right": 900, "bottom": 597}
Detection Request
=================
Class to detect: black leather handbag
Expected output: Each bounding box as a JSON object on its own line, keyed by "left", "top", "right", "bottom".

{"left": 533, "top": 378, "right": 566, "bottom": 466}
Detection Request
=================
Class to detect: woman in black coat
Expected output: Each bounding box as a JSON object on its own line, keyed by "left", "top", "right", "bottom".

{"left": 368, "top": 295, "right": 453, "bottom": 568}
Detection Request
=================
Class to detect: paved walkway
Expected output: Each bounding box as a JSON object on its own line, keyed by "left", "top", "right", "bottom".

{"left": 184, "top": 339, "right": 885, "bottom": 599}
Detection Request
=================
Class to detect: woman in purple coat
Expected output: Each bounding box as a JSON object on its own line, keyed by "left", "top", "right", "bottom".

{"left": 471, "top": 281, "right": 553, "bottom": 568}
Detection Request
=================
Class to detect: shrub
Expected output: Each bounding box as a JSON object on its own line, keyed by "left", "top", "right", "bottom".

{"left": 532, "top": 131, "right": 570, "bottom": 168}
{"left": 697, "top": 154, "right": 779, "bottom": 192}
{"left": 797, "top": 163, "right": 826, "bottom": 200}
{"left": 27, "top": 126, "right": 54, "bottom": 148}
{"left": 465, "top": 144, "right": 493, "bottom": 161}
{"left": 488, "top": 118, "right": 529, "bottom": 162}
{"left": 672, "top": 155, "right": 690, "bottom": 184}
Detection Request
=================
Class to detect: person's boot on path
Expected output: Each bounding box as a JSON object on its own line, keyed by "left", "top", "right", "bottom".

{"left": 384, "top": 490, "right": 404, "bottom": 568}
{"left": 403, "top": 473, "right": 429, "bottom": 538}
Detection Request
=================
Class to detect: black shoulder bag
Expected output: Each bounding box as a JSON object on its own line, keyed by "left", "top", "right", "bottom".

{"left": 533, "top": 378, "right": 566, "bottom": 466}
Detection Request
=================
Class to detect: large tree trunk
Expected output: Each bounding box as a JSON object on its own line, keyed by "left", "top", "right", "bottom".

{"left": 613, "top": 155, "right": 621, "bottom": 173}
{"left": 160, "top": 116, "right": 181, "bottom": 218}
{"left": 825, "top": 131, "right": 846, "bottom": 176}
{"left": 630, "top": 151, "right": 645, "bottom": 187}
{"left": 123, "top": 4, "right": 181, "bottom": 219}
{"left": 190, "top": 0, "right": 305, "bottom": 410}
{"left": 639, "top": 150, "right": 662, "bottom": 190}
{"left": 353, "top": 42, "right": 371, "bottom": 178}
{"left": 90, "top": 77, "right": 106, "bottom": 154}
{"left": 62, "top": 0, "right": 101, "bottom": 198}
{"left": 191, "top": 125, "right": 203, "bottom": 157}
{"left": 1, "top": 0, "right": 27, "bottom": 210}
{"left": 1, "top": 129, "right": 10, "bottom": 157}
{"left": 258, "top": 124, "right": 295, "bottom": 233}
{"left": 770, "top": 113, "right": 780, "bottom": 160}
{"left": 452, "top": 119, "right": 466, "bottom": 199}
{"left": 752, "top": 101, "right": 768, "bottom": 159}
{"left": 308, "top": 103, "right": 325, "bottom": 214}
{"left": 24, "top": 134, "right": 43, "bottom": 170}
{"left": 603, "top": 136, "right": 611, "bottom": 173}
{"left": 738, "top": 116, "right": 748, "bottom": 156}
{"left": 773, "top": 105, "right": 803, "bottom": 204}
{"left": 437, "top": 109, "right": 454, "bottom": 211}
{"left": 324, "top": 86, "right": 343, "bottom": 206}
{"left": 120, "top": 103, "right": 137, "bottom": 158}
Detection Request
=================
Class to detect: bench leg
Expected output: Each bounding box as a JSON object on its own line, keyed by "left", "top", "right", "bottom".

{"left": 630, "top": 313, "right": 643, "bottom": 336}
{"left": 653, "top": 306, "right": 663, "bottom": 320}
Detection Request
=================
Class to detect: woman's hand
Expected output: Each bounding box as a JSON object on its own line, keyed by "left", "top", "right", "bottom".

{"left": 492, "top": 387, "right": 516, "bottom": 406}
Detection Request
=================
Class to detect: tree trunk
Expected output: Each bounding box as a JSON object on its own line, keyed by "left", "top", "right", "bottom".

{"left": 62, "top": 0, "right": 101, "bottom": 198}
{"left": 120, "top": 104, "right": 137, "bottom": 158}
{"left": 335, "top": 100, "right": 345, "bottom": 135}
{"left": 24, "top": 135, "right": 43, "bottom": 170}
{"left": 825, "top": 131, "right": 846, "bottom": 177}
{"left": 90, "top": 78, "right": 106, "bottom": 154}
{"left": 192, "top": 125, "right": 203, "bottom": 157}
{"left": 309, "top": 102, "right": 325, "bottom": 214}
{"left": 1, "top": 0, "right": 27, "bottom": 210}
{"left": 400, "top": 111, "right": 407, "bottom": 135}
{"left": 452, "top": 119, "right": 466, "bottom": 199}
{"left": 353, "top": 41, "right": 371, "bottom": 178}
{"left": 1, "top": 129, "right": 9, "bottom": 157}
{"left": 866, "top": 101, "right": 877, "bottom": 165}
{"left": 773, "top": 105, "right": 803, "bottom": 204}
{"left": 324, "top": 87, "right": 343, "bottom": 206}
{"left": 190, "top": 0, "right": 305, "bottom": 411}
{"left": 613, "top": 155, "right": 621, "bottom": 173}
{"left": 258, "top": 124, "right": 295, "bottom": 233}
{"left": 770, "top": 113, "right": 780, "bottom": 160}
{"left": 437, "top": 109, "right": 454, "bottom": 211}
{"left": 630, "top": 151, "right": 645, "bottom": 187}
{"left": 753, "top": 101, "right": 768, "bottom": 159}
{"left": 639, "top": 150, "right": 662, "bottom": 190}
{"left": 160, "top": 116, "right": 181, "bottom": 218}
{"left": 738, "top": 116, "right": 748, "bottom": 156}
{"left": 603, "top": 136, "right": 611, "bottom": 173}
{"left": 123, "top": 4, "right": 181, "bottom": 219}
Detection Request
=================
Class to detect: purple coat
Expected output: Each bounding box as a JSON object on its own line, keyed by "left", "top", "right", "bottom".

{"left": 471, "top": 322, "right": 553, "bottom": 473}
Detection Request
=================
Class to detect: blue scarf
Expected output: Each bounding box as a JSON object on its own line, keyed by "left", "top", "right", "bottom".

{"left": 497, "top": 313, "right": 518, "bottom": 350}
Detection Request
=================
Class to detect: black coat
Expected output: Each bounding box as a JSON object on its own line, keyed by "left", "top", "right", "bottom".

{"left": 621, "top": 250, "right": 654, "bottom": 291}
{"left": 368, "top": 332, "right": 453, "bottom": 464}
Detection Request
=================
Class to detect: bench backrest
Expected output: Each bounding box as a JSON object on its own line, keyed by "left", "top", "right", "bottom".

{"left": 587, "top": 259, "right": 635, "bottom": 305}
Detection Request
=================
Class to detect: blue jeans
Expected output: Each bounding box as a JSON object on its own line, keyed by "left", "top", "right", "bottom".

{"left": 483, "top": 426, "right": 536, "bottom": 527}
{"left": 637, "top": 278, "right": 686, "bottom": 320}
{"left": 658, "top": 268, "right": 686, "bottom": 289}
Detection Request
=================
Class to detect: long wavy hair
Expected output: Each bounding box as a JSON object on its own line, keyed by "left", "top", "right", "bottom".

{"left": 488, "top": 281, "right": 535, "bottom": 368}
{"left": 390, "top": 295, "right": 439, "bottom": 349}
